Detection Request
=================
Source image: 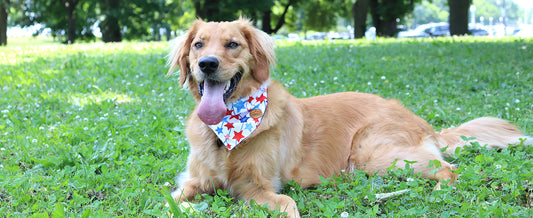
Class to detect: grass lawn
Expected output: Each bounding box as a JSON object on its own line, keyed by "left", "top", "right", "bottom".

{"left": 1, "top": 36, "right": 532, "bottom": 217}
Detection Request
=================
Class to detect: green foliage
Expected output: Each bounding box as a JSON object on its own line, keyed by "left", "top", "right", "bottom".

{"left": 301, "top": 0, "right": 339, "bottom": 32}
{"left": 16, "top": 0, "right": 98, "bottom": 42}
{"left": 474, "top": 0, "right": 523, "bottom": 24}
{"left": 411, "top": 0, "right": 449, "bottom": 26}
{"left": 1, "top": 37, "right": 532, "bottom": 216}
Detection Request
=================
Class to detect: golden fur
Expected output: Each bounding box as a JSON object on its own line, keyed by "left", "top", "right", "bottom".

{"left": 166, "top": 18, "right": 531, "bottom": 217}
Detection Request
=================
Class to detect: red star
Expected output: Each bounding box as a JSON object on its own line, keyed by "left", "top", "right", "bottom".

{"left": 254, "top": 118, "right": 260, "bottom": 123}
{"left": 225, "top": 109, "right": 233, "bottom": 116}
{"left": 224, "top": 122, "right": 234, "bottom": 129}
{"left": 230, "top": 114, "right": 240, "bottom": 120}
{"left": 247, "top": 96, "right": 255, "bottom": 103}
{"left": 225, "top": 134, "right": 231, "bottom": 140}
{"left": 232, "top": 130, "right": 245, "bottom": 142}
{"left": 256, "top": 94, "right": 267, "bottom": 103}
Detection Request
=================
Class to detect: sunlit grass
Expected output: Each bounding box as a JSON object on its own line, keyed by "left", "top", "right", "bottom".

{"left": 1, "top": 37, "right": 532, "bottom": 217}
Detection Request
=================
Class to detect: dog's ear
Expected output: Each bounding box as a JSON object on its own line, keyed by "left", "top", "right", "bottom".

{"left": 239, "top": 18, "right": 276, "bottom": 83}
{"left": 167, "top": 20, "right": 202, "bottom": 86}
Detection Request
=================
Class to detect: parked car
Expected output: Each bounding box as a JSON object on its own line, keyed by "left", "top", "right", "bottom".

{"left": 287, "top": 33, "right": 300, "bottom": 41}
{"left": 469, "top": 28, "right": 489, "bottom": 36}
{"left": 514, "top": 26, "right": 533, "bottom": 37}
{"left": 398, "top": 23, "right": 449, "bottom": 38}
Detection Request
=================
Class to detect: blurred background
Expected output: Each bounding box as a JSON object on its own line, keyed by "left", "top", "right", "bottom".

{"left": 1, "top": 0, "right": 532, "bottom": 45}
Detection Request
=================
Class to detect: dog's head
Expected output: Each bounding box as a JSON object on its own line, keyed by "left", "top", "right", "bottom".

{"left": 167, "top": 18, "right": 275, "bottom": 125}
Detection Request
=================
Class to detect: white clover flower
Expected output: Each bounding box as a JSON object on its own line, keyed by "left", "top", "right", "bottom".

{"left": 32, "top": 139, "right": 37, "bottom": 143}
{"left": 340, "top": 211, "right": 349, "bottom": 218}
{"left": 83, "top": 127, "right": 89, "bottom": 131}
{"left": 39, "top": 126, "right": 45, "bottom": 130}
{"left": 381, "top": 76, "right": 386, "bottom": 80}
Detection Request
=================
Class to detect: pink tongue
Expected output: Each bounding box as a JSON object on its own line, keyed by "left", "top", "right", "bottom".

{"left": 197, "top": 80, "right": 227, "bottom": 125}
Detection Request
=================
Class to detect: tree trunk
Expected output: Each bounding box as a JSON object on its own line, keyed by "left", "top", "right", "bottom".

{"left": 0, "top": 0, "right": 8, "bottom": 46}
{"left": 193, "top": 0, "right": 221, "bottom": 21}
{"left": 352, "top": 0, "right": 369, "bottom": 39}
{"left": 64, "top": 0, "right": 79, "bottom": 44}
{"left": 99, "top": 0, "right": 122, "bottom": 42}
{"left": 261, "top": 10, "right": 273, "bottom": 34}
{"left": 369, "top": 0, "right": 382, "bottom": 36}
{"left": 383, "top": 18, "right": 397, "bottom": 37}
{"left": 448, "top": 0, "right": 470, "bottom": 35}
{"left": 261, "top": 0, "right": 294, "bottom": 34}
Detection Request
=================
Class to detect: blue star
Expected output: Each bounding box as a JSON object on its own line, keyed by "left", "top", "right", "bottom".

{"left": 240, "top": 115, "right": 249, "bottom": 123}
{"left": 215, "top": 127, "right": 223, "bottom": 134}
{"left": 233, "top": 100, "right": 246, "bottom": 112}
{"left": 245, "top": 123, "right": 254, "bottom": 132}
{"left": 222, "top": 116, "right": 229, "bottom": 123}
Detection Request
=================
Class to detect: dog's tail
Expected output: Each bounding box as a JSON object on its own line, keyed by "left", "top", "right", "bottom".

{"left": 437, "top": 117, "right": 532, "bottom": 156}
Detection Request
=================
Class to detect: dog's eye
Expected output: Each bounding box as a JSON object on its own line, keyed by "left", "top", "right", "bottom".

{"left": 226, "top": 42, "right": 239, "bottom": 49}
{"left": 194, "top": 42, "right": 203, "bottom": 48}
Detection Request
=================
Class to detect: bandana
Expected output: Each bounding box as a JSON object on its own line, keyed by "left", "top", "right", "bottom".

{"left": 207, "top": 81, "right": 269, "bottom": 150}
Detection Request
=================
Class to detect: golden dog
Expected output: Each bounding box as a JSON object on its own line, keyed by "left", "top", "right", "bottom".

{"left": 166, "top": 18, "right": 531, "bottom": 217}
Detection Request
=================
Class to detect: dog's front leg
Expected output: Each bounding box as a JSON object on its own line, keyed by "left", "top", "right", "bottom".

{"left": 169, "top": 157, "right": 223, "bottom": 204}
{"left": 231, "top": 178, "right": 300, "bottom": 218}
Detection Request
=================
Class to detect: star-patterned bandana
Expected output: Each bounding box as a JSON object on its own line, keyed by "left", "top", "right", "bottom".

{"left": 207, "top": 81, "right": 269, "bottom": 150}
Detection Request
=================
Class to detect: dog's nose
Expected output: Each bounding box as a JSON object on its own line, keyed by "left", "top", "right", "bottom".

{"left": 198, "top": 56, "right": 219, "bottom": 74}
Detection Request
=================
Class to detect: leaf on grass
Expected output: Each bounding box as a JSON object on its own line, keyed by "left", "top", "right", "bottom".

{"left": 162, "top": 189, "right": 187, "bottom": 217}
{"left": 51, "top": 203, "right": 65, "bottom": 218}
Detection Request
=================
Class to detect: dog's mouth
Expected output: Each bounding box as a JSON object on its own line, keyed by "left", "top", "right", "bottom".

{"left": 196, "top": 72, "right": 242, "bottom": 125}
{"left": 198, "top": 72, "right": 242, "bottom": 103}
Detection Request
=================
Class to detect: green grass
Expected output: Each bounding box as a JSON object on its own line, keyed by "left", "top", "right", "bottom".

{"left": 1, "top": 37, "right": 532, "bottom": 217}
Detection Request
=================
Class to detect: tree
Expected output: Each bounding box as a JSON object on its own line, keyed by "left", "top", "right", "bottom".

{"left": 260, "top": 0, "right": 296, "bottom": 34}
{"left": 411, "top": 0, "right": 449, "bottom": 26}
{"left": 301, "top": 0, "right": 338, "bottom": 32}
{"left": 474, "top": 0, "right": 522, "bottom": 25}
{"left": 64, "top": 0, "right": 80, "bottom": 43}
{"left": 448, "top": 0, "right": 470, "bottom": 35}
{"left": 192, "top": 0, "right": 238, "bottom": 21}
{"left": 1, "top": 0, "right": 8, "bottom": 46}
{"left": 17, "top": 0, "right": 98, "bottom": 43}
{"left": 369, "top": 0, "right": 421, "bottom": 37}
{"left": 99, "top": 0, "right": 121, "bottom": 42}
{"left": 353, "top": 0, "right": 370, "bottom": 38}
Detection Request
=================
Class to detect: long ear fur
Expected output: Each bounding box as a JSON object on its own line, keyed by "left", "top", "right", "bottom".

{"left": 167, "top": 20, "right": 203, "bottom": 86}
{"left": 238, "top": 18, "right": 276, "bottom": 83}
